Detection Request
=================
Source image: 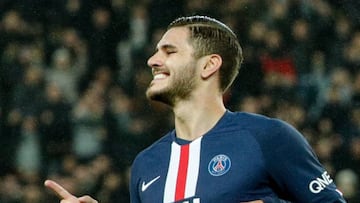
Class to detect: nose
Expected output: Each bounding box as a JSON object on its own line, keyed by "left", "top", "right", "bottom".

{"left": 147, "top": 52, "right": 162, "bottom": 68}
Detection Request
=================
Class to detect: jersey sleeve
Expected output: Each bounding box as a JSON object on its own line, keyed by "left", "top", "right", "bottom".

{"left": 255, "top": 119, "right": 346, "bottom": 202}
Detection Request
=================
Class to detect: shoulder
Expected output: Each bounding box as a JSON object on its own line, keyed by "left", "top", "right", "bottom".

{"left": 227, "top": 111, "right": 288, "bottom": 132}
{"left": 131, "top": 131, "right": 173, "bottom": 171}
{"left": 227, "top": 111, "right": 305, "bottom": 145}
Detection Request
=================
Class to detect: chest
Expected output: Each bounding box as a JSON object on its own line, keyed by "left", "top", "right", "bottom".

{"left": 138, "top": 133, "right": 274, "bottom": 203}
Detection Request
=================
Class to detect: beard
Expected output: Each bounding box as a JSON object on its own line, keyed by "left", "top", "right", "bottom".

{"left": 146, "top": 64, "right": 197, "bottom": 106}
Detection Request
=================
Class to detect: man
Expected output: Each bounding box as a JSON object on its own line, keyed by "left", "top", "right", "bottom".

{"left": 45, "top": 16, "right": 346, "bottom": 202}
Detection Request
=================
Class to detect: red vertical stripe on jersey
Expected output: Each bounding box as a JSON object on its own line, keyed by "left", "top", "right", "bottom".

{"left": 175, "top": 144, "right": 190, "bottom": 201}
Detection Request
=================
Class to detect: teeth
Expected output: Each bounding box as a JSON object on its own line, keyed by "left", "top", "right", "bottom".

{"left": 154, "top": 73, "right": 167, "bottom": 79}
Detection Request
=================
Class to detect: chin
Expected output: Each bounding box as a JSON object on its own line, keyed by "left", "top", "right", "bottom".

{"left": 146, "top": 89, "right": 174, "bottom": 106}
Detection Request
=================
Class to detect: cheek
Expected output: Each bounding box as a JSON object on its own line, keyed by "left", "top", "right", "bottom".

{"left": 165, "top": 55, "right": 198, "bottom": 78}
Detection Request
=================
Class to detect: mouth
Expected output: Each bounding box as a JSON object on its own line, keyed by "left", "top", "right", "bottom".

{"left": 152, "top": 69, "right": 170, "bottom": 81}
{"left": 153, "top": 73, "right": 168, "bottom": 80}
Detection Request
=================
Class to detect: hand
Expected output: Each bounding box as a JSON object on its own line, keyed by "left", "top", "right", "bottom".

{"left": 44, "top": 180, "right": 98, "bottom": 203}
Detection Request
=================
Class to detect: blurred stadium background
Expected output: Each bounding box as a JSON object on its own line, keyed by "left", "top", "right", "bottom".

{"left": 0, "top": 0, "right": 359, "bottom": 202}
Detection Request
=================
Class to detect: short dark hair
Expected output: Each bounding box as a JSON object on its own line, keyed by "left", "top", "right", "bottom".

{"left": 168, "top": 15, "right": 243, "bottom": 92}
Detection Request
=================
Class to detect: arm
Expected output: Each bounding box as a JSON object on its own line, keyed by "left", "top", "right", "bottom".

{"left": 44, "top": 180, "right": 98, "bottom": 203}
{"left": 257, "top": 119, "right": 346, "bottom": 202}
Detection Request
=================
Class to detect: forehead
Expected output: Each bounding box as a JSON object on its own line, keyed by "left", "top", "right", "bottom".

{"left": 156, "top": 26, "right": 191, "bottom": 49}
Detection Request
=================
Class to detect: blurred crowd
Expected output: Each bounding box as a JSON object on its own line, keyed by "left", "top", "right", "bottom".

{"left": 0, "top": 0, "right": 359, "bottom": 202}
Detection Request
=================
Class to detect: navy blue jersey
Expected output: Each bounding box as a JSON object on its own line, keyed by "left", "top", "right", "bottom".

{"left": 130, "top": 111, "right": 346, "bottom": 203}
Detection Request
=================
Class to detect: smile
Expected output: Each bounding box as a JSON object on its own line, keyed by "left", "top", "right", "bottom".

{"left": 154, "top": 73, "right": 168, "bottom": 80}
{"left": 152, "top": 68, "right": 170, "bottom": 81}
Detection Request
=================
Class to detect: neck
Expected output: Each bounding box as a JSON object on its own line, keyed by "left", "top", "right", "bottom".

{"left": 172, "top": 91, "right": 226, "bottom": 141}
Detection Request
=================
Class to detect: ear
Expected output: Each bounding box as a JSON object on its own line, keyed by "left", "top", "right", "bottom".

{"left": 200, "top": 54, "right": 222, "bottom": 79}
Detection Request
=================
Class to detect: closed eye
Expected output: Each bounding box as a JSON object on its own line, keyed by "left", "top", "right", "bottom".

{"left": 159, "top": 44, "right": 178, "bottom": 55}
{"left": 166, "top": 50, "right": 177, "bottom": 55}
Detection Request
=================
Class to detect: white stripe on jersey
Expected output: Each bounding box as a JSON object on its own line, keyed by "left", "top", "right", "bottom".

{"left": 163, "top": 137, "right": 202, "bottom": 203}
{"left": 185, "top": 138, "right": 201, "bottom": 198}
{"left": 164, "top": 142, "right": 181, "bottom": 202}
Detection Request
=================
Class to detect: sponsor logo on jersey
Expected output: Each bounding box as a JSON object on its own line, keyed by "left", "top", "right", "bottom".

{"left": 308, "top": 171, "right": 333, "bottom": 194}
{"left": 208, "top": 154, "right": 231, "bottom": 176}
{"left": 141, "top": 175, "right": 160, "bottom": 192}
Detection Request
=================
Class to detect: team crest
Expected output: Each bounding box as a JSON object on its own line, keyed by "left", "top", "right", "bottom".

{"left": 208, "top": 154, "right": 231, "bottom": 176}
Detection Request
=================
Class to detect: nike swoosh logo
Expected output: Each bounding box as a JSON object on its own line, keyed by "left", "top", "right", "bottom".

{"left": 141, "top": 176, "right": 160, "bottom": 192}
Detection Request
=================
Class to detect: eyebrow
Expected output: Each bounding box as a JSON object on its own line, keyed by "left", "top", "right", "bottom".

{"left": 155, "top": 44, "right": 178, "bottom": 52}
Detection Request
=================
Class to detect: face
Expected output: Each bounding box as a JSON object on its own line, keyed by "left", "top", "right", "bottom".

{"left": 146, "top": 27, "right": 199, "bottom": 106}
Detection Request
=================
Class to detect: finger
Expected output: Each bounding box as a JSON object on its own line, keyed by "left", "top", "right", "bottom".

{"left": 78, "top": 195, "right": 98, "bottom": 203}
{"left": 44, "top": 179, "right": 74, "bottom": 199}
